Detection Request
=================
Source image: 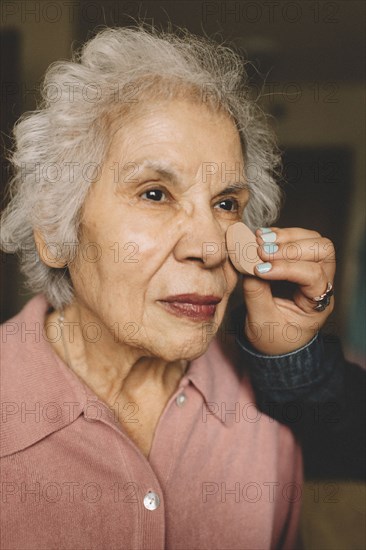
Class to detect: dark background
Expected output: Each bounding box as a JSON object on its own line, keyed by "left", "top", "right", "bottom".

{"left": 0, "top": 1, "right": 365, "bottom": 547}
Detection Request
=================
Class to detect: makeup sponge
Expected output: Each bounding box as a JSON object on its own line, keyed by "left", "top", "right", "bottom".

{"left": 225, "top": 222, "right": 260, "bottom": 275}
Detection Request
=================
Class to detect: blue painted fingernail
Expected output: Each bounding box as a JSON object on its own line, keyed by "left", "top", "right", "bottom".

{"left": 256, "top": 262, "right": 272, "bottom": 273}
{"left": 262, "top": 243, "right": 278, "bottom": 254}
{"left": 261, "top": 231, "right": 277, "bottom": 243}
{"left": 259, "top": 227, "right": 272, "bottom": 234}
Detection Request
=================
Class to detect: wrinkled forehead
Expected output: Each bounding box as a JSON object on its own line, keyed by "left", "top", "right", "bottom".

{"left": 102, "top": 98, "right": 245, "bottom": 190}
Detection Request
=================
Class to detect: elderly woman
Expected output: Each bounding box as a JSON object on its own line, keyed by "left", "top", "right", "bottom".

{"left": 0, "top": 27, "right": 335, "bottom": 549}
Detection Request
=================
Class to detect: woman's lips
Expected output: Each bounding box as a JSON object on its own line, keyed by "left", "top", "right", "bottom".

{"left": 159, "top": 301, "right": 217, "bottom": 321}
{"left": 158, "top": 294, "right": 221, "bottom": 322}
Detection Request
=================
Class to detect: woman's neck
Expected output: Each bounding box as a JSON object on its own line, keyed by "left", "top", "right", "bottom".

{"left": 44, "top": 305, "right": 189, "bottom": 409}
{"left": 44, "top": 304, "right": 189, "bottom": 457}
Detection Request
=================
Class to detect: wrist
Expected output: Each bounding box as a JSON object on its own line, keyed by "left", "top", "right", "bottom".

{"left": 236, "top": 330, "right": 327, "bottom": 394}
{"left": 239, "top": 331, "right": 320, "bottom": 359}
{"left": 243, "top": 319, "right": 320, "bottom": 356}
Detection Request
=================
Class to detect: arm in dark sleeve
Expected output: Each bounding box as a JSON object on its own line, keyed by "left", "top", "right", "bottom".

{"left": 232, "top": 305, "right": 366, "bottom": 480}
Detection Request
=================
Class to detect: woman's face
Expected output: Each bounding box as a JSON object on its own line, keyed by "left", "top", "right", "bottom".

{"left": 70, "top": 99, "right": 249, "bottom": 362}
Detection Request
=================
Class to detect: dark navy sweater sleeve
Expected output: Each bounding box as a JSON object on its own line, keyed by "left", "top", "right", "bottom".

{"left": 231, "top": 305, "right": 366, "bottom": 480}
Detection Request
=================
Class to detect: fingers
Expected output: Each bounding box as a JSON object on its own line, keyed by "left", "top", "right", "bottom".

{"left": 256, "top": 227, "right": 322, "bottom": 243}
{"left": 252, "top": 227, "right": 336, "bottom": 314}
{"left": 253, "top": 257, "right": 334, "bottom": 313}
{"left": 257, "top": 237, "right": 336, "bottom": 269}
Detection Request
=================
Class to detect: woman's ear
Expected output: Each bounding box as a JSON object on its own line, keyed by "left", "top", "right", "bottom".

{"left": 33, "top": 228, "right": 67, "bottom": 268}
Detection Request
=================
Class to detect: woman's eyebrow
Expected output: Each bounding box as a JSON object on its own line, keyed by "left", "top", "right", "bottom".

{"left": 137, "top": 160, "right": 249, "bottom": 194}
{"left": 216, "top": 183, "right": 250, "bottom": 196}
{"left": 137, "top": 160, "right": 181, "bottom": 185}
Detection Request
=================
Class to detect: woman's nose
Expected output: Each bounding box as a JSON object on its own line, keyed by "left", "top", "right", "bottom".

{"left": 173, "top": 208, "right": 227, "bottom": 268}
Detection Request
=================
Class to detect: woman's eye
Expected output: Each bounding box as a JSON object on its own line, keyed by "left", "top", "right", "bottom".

{"left": 216, "top": 198, "right": 239, "bottom": 212}
{"left": 139, "top": 190, "right": 242, "bottom": 212}
{"left": 140, "top": 189, "right": 167, "bottom": 202}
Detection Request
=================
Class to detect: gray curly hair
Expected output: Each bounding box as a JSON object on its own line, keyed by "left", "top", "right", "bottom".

{"left": 0, "top": 25, "right": 282, "bottom": 310}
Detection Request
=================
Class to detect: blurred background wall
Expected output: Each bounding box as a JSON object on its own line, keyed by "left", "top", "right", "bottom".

{"left": 1, "top": 3, "right": 365, "bottom": 547}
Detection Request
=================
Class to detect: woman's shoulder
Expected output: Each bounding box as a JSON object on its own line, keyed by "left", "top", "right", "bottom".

{"left": 1, "top": 295, "right": 52, "bottom": 388}
{"left": 1, "top": 294, "right": 50, "bottom": 347}
{"left": 0, "top": 295, "right": 86, "bottom": 459}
